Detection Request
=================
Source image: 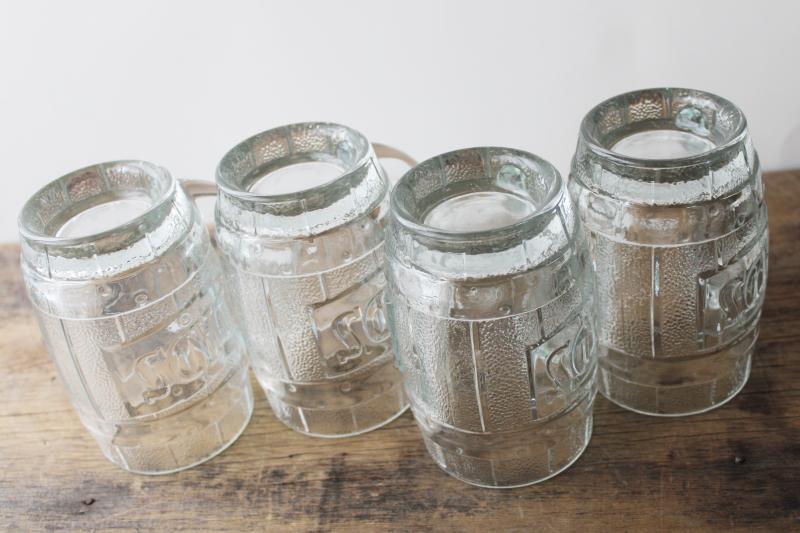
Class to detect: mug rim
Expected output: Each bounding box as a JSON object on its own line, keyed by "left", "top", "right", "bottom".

{"left": 215, "top": 121, "right": 373, "bottom": 203}
{"left": 389, "top": 146, "right": 565, "bottom": 244}
{"left": 578, "top": 87, "right": 748, "bottom": 170}
{"left": 18, "top": 160, "right": 176, "bottom": 247}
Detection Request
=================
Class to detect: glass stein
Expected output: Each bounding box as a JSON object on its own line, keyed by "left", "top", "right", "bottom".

{"left": 18, "top": 161, "right": 254, "bottom": 474}
{"left": 386, "top": 147, "right": 597, "bottom": 488}
{"left": 215, "top": 122, "right": 414, "bottom": 437}
{"left": 570, "top": 88, "right": 768, "bottom": 416}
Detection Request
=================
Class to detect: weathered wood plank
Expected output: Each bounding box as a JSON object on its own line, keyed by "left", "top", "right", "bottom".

{"left": 1, "top": 171, "right": 798, "bottom": 532}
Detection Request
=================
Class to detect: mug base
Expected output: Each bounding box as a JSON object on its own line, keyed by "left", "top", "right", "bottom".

{"left": 264, "top": 379, "right": 409, "bottom": 438}
{"left": 598, "top": 329, "right": 755, "bottom": 417}
{"left": 95, "top": 365, "right": 255, "bottom": 475}
{"left": 417, "top": 389, "right": 595, "bottom": 488}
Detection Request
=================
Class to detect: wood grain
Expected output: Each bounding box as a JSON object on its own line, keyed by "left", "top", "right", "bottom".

{"left": 1, "top": 171, "right": 798, "bottom": 532}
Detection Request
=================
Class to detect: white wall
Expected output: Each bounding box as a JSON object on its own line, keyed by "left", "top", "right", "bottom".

{"left": 2, "top": 0, "right": 799, "bottom": 241}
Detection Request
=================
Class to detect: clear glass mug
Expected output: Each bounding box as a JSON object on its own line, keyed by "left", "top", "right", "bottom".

{"left": 386, "top": 147, "right": 597, "bottom": 488}
{"left": 18, "top": 161, "right": 254, "bottom": 474}
{"left": 215, "top": 122, "right": 415, "bottom": 437}
{"left": 570, "top": 88, "right": 768, "bottom": 416}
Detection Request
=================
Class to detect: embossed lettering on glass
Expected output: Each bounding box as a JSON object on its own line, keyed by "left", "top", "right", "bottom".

{"left": 386, "top": 147, "right": 597, "bottom": 488}
{"left": 18, "top": 161, "right": 254, "bottom": 474}
{"left": 569, "top": 88, "right": 768, "bottom": 416}
{"left": 215, "top": 122, "right": 412, "bottom": 437}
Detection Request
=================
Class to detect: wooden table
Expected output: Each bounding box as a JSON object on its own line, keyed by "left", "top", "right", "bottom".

{"left": 1, "top": 171, "right": 798, "bottom": 532}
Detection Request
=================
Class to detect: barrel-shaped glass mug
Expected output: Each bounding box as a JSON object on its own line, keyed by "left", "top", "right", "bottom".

{"left": 18, "top": 161, "right": 254, "bottom": 474}
{"left": 569, "top": 88, "right": 768, "bottom": 416}
{"left": 386, "top": 147, "right": 597, "bottom": 488}
{"left": 215, "top": 122, "right": 414, "bottom": 437}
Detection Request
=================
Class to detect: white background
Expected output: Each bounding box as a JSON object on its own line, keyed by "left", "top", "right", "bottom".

{"left": 2, "top": 0, "right": 799, "bottom": 241}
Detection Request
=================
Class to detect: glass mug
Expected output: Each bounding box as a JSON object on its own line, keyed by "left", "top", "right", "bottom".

{"left": 386, "top": 147, "right": 597, "bottom": 488}
{"left": 18, "top": 161, "right": 254, "bottom": 474}
{"left": 570, "top": 88, "right": 768, "bottom": 416}
{"left": 215, "top": 122, "right": 414, "bottom": 437}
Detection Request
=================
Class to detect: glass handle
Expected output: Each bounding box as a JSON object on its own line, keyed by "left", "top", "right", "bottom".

{"left": 180, "top": 179, "right": 217, "bottom": 198}
{"left": 179, "top": 180, "right": 219, "bottom": 242}
{"left": 372, "top": 143, "right": 417, "bottom": 184}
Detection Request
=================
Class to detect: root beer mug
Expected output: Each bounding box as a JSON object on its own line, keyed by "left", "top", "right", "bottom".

{"left": 569, "top": 88, "right": 768, "bottom": 416}
{"left": 386, "top": 147, "right": 598, "bottom": 487}
{"left": 19, "top": 161, "right": 254, "bottom": 474}
{"left": 215, "top": 122, "right": 414, "bottom": 437}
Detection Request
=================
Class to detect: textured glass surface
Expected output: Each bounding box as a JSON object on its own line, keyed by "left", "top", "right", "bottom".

{"left": 569, "top": 87, "right": 768, "bottom": 416}
{"left": 18, "top": 161, "right": 253, "bottom": 474}
{"left": 216, "top": 122, "right": 407, "bottom": 437}
{"left": 387, "top": 147, "right": 597, "bottom": 488}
